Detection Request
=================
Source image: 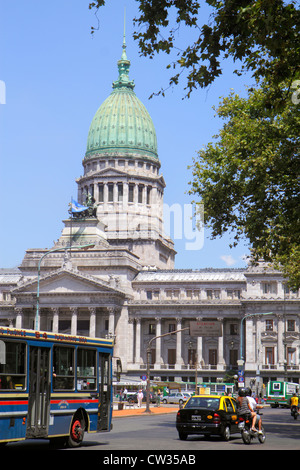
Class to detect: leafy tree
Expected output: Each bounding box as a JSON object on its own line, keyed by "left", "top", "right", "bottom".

{"left": 188, "top": 79, "right": 300, "bottom": 289}
{"left": 89, "top": 0, "right": 300, "bottom": 99}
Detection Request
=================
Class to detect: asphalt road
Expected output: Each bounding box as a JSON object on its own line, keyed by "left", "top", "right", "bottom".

{"left": 4, "top": 406, "right": 300, "bottom": 451}
{"left": 74, "top": 406, "right": 300, "bottom": 451}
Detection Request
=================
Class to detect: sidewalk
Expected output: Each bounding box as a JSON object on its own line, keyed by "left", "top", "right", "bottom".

{"left": 112, "top": 403, "right": 179, "bottom": 418}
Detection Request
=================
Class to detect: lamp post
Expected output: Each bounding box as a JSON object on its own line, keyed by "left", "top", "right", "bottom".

{"left": 145, "top": 327, "right": 189, "bottom": 413}
{"left": 35, "top": 243, "right": 94, "bottom": 330}
{"left": 238, "top": 312, "right": 273, "bottom": 386}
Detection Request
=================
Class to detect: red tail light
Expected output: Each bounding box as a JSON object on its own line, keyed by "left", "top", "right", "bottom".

{"left": 213, "top": 413, "right": 221, "bottom": 424}
{"left": 176, "top": 411, "right": 181, "bottom": 422}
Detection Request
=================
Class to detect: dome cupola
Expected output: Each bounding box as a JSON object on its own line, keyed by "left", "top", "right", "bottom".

{"left": 85, "top": 35, "right": 158, "bottom": 161}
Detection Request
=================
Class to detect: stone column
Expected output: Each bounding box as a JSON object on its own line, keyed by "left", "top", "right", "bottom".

{"left": 196, "top": 316, "right": 203, "bottom": 366}
{"left": 71, "top": 307, "right": 77, "bottom": 336}
{"left": 89, "top": 307, "right": 96, "bottom": 338}
{"left": 15, "top": 308, "right": 23, "bottom": 329}
{"left": 51, "top": 307, "right": 59, "bottom": 333}
{"left": 217, "top": 318, "right": 225, "bottom": 368}
{"left": 154, "top": 317, "right": 161, "bottom": 369}
{"left": 108, "top": 307, "right": 115, "bottom": 337}
{"left": 176, "top": 317, "right": 182, "bottom": 367}
{"left": 128, "top": 318, "right": 135, "bottom": 364}
{"left": 135, "top": 318, "right": 141, "bottom": 365}
{"left": 277, "top": 314, "right": 285, "bottom": 365}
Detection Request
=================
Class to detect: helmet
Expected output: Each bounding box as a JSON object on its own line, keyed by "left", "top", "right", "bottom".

{"left": 238, "top": 388, "right": 246, "bottom": 397}
{"left": 245, "top": 387, "right": 252, "bottom": 397}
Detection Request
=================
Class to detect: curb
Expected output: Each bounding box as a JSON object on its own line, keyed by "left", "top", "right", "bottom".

{"left": 112, "top": 405, "right": 179, "bottom": 418}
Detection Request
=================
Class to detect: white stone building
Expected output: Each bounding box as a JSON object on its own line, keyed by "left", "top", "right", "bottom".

{"left": 0, "top": 40, "right": 299, "bottom": 391}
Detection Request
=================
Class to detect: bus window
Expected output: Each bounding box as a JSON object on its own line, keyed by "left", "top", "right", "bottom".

{"left": 77, "top": 348, "right": 97, "bottom": 391}
{"left": 0, "top": 340, "right": 26, "bottom": 390}
{"left": 53, "top": 346, "right": 75, "bottom": 390}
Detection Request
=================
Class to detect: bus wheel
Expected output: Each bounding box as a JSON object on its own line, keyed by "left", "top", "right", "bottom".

{"left": 68, "top": 416, "right": 85, "bottom": 448}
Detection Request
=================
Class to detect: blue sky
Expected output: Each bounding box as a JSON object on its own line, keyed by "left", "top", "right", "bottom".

{"left": 0, "top": 1, "right": 253, "bottom": 270}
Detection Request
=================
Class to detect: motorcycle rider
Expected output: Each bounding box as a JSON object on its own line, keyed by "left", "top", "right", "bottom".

{"left": 246, "top": 388, "right": 264, "bottom": 434}
{"left": 237, "top": 388, "right": 257, "bottom": 432}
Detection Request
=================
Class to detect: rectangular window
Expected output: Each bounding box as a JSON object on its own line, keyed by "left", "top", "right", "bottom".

{"left": 287, "top": 320, "right": 295, "bottom": 332}
{"left": 266, "top": 319, "right": 273, "bottom": 331}
{"left": 265, "top": 347, "right": 274, "bottom": 364}
{"left": 146, "top": 186, "right": 151, "bottom": 205}
{"left": 98, "top": 183, "right": 104, "bottom": 202}
{"left": 168, "top": 349, "right": 176, "bottom": 366}
{"left": 148, "top": 324, "right": 156, "bottom": 335}
{"left": 128, "top": 184, "right": 134, "bottom": 203}
{"left": 0, "top": 340, "right": 26, "bottom": 390}
{"left": 138, "top": 185, "right": 143, "bottom": 203}
{"left": 108, "top": 183, "right": 114, "bottom": 202}
{"left": 146, "top": 291, "right": 152, "bottom": 300}
{"left": 53, "top": 346, "right": 75, "bottom": 390}
{"left": 77, "top": 348, "right": 97, "bottom": 391}
{"left": 209, "top": 349, "right": 217, "bottom": 366}
{"left": 118, "top": 183, "right": 123, "bottom": 202}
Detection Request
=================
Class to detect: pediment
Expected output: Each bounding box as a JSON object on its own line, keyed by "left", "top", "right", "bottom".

{"left": 94, "top": 167, "right": 128, "bottom": 178}
{"left": 12, "top": 269, "right": 125, "bottom": 297}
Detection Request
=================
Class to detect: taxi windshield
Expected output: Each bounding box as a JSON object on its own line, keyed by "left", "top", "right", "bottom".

{"left": 185, "top": 397, "right": 220, "bottom": 409}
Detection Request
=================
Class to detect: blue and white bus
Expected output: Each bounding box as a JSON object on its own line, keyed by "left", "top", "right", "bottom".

{"left": 0, "top": 326, "right": 115, "bottom": 447}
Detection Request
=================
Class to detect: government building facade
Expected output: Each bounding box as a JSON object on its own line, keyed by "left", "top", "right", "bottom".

{"left": 1, "top": 39, "right": 299, "bottom": 393}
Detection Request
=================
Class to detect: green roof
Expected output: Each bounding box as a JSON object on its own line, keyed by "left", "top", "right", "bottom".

{"left": 85, "top": 38, "right": 158, "bottom": 160}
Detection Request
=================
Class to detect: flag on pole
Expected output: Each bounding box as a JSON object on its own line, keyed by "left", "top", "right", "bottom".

{"left": 70, "top": 198, "right": 88, "bottom": 213}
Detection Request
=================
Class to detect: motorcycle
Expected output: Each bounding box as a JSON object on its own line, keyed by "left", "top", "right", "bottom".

{"left": 238, "top": 413, "right": 266, "bottom": 445}
{"left": 291, "top": 406, "right": 299, "bottom": 420}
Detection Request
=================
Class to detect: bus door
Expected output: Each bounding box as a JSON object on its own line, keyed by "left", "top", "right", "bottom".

{"left": 26, "top": 346, "right": 51, "bottom": 439}
{"left": 98, "top": 353, "right": 111, "bottom": 431}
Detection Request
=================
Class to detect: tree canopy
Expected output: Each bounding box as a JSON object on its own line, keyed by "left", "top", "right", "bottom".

{"left": 188, "top": 79, "right": 300, "bottom": 289}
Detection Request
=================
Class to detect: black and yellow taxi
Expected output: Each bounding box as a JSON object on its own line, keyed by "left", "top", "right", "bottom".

{"left": 176, "top": 394, "right": 239, "bottom": 441}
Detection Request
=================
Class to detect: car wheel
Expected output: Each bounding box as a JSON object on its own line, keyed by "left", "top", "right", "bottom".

{"left": 179, "top": 399, "right": 183, "bottom": 405}
{"left": 222, "top": 425, "right": 231, "bottom": 441}
{"left": 178, "top": 432, "right": 188, "bottom": 440}
{"left": 163, "top": 399, "right": 167, "bottom": 404}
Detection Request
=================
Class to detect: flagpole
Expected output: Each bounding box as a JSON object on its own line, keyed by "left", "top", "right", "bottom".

{"left": 70, "top": 196, "right": 73, "bottom": 257}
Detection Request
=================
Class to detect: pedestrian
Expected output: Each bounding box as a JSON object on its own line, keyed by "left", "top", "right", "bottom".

{"left": 137, "top": 389, "right": 143, "bottom": 407}
{"left": 156, "top": 389, "right": 161, "bottom": 407}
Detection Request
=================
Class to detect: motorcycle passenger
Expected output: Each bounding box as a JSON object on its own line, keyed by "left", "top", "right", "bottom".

{"left": 237, "top": 388, "right": 257, "bottom": 432}
{"left": 290, "top": 393, "right": 299, "bottom": 412}
{"left": 246, "top": 389, "right": 264, "bottom": 434}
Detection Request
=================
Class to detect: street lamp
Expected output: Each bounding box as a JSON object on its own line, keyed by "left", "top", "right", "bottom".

{"left": 35, "top": 243, "right": 94, "bottom": 330}
{"left": 145, "top": 327, "right": 189, "bottom": 413}
{"left": 238, "top": 312, "right": 273, "bottom": 386}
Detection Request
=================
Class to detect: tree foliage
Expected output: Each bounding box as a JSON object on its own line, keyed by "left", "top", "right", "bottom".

{"left": 90, "top": 0, "right": 300, "bottom": 98}
{"left": 188, "top": 80, "right": 300, "bottom": 289}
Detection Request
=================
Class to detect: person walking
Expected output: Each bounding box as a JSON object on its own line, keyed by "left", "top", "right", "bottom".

{"left": 137, "top": 389, "right": 143, "bottom": 407}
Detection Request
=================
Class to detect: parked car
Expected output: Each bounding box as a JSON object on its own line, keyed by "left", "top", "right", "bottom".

{"left": 162, "top": 392, "right": 191, "bottom": 404}
{"left": 176, "top": 394, "right": 240, "bottom": 441}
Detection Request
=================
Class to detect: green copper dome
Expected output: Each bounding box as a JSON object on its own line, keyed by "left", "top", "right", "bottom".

{"left": 85, "top": 38, "right": 158, "bottom": 161}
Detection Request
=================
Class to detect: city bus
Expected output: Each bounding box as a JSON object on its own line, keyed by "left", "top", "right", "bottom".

{"left": 0, "top": 326, "right": 115, "bottom": 447}
{"left": 266, "top": 381, "right": 299, "bottom": 408}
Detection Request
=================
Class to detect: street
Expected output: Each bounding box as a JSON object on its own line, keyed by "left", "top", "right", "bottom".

{"left": 77, "top": 406, "right": 300, "bottom": 451}
{"left": 5, "top": 406, "right": 300, "bottom": 451}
